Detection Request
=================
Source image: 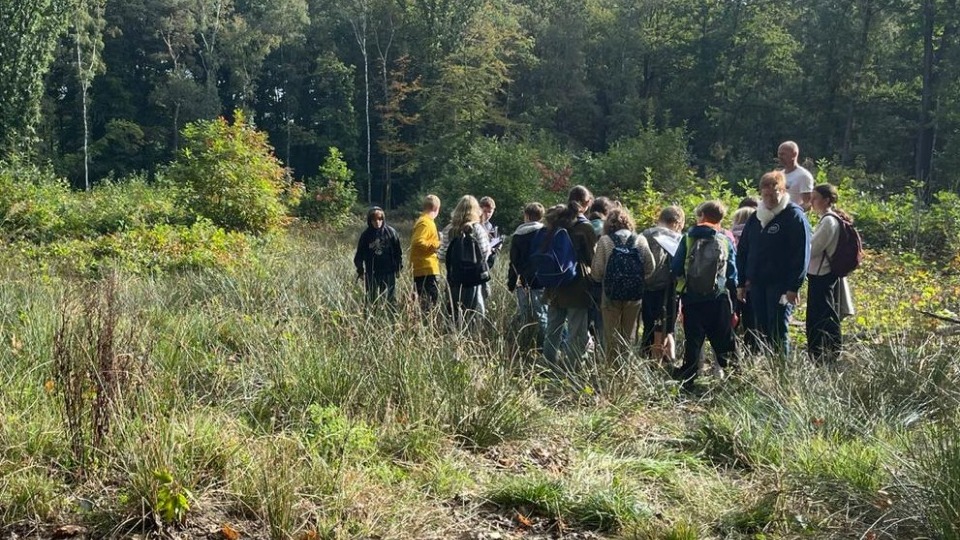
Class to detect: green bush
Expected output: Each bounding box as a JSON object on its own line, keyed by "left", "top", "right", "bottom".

{"left": 432, "top": 137, "right": 558, "bottom": 230}
{"left": 297, "top": 147, "right": 357, "bottom": 227}
{"left": 17, "top": 220, "right": 252, "bottom": 275}
{"left": 167, "top": 111, "right": 288, "bottom": 234}
{"left": 0, "top": 158, "right": 71, "bottom": 242}
{"left": 576, "top": 127, "right": 697, "bottom": 198}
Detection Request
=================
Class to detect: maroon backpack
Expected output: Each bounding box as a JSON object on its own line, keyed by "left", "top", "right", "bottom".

{"left": 823, "top": 213, "right": 863, "bottom": 277}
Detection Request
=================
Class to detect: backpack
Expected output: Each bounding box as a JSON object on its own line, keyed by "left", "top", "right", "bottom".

{"left": 643, "top": 229, "right": 675, "bottom": 291}
{"left": 529, "top": 228, "right": 578, "bottom": 288}
{"left": 683, "top": 234, "right": 728, "bottom": 296}
{"left": 446, "top": 228, "right": 490, "bottom": 286}
{"left": 603, "top": 233, "right": 645, "bottom": 301}
{"left": 822, "top": 213, "right": 863, "bottom": 277}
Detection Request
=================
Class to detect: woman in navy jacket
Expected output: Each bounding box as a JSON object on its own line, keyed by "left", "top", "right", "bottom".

{"left": 736, "top": 171, "right": 811, "bottom": 354}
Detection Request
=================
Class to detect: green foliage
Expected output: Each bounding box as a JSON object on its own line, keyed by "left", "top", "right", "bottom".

{"left": 18, "top": 220, "right": 252, "bottom": 276}
{"left": 0, "top": 0, "right": 73, "bottom": 151}
{"left": 297, "top": 147, "right": 357, "bottom": 227}
{"left": 433, "top": 137, "right": 557, "bottom": 229}
{"left": 152, "top": 468, "right": 192, "bottom": 524}
{"left": 908, "top": 419, "right": 960, "bottom": 540}
{"left": 487, "top": 474, "right": 650, "bottom": 532}
{"left": 576, "top": 128, "right": 697, "bottom": 198}
{"left": 303, "top": 404, "right": 377, "bottom": 461}
{"left": 168, "top": 111, "right": 288, "bottom": 234}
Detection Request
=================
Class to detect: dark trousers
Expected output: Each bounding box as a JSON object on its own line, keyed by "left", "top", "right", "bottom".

{"left": 415, "top": 274, "right": 440, "bottom": 311}
{"left": 751, "top": 284, "right": 794, "bottom": 355}
{"left": 806, "top": 273, "right": 841, "bottom": 362}
{"left": 365, "top": 273, "right": 397, "bottom": 304}
{"left": 736, "top": 290, "right": 761, "bottom": 352}
{"left": 640, "top": 288, "right": 678, "bottom": 355}
{"left": 676, "top": 295, "right": 735, "bottom": 383}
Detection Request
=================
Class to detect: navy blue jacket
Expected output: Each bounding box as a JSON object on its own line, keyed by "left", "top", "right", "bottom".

{"left": 736, "top": 203, "right": 811, "bottom": 293}
{"left": 671, "top": 225, "right": 738, "bottom": 303}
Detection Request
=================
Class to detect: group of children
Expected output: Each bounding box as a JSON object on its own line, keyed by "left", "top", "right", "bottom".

{"left": 355, "top": 166, "right": 855, "bottom": 389}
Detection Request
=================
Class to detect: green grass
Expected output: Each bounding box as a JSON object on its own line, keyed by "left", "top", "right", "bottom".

{"left": 0, "top": 224, "right": 959, "bottom": 538}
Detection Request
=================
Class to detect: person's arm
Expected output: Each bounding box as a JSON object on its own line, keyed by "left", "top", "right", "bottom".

{"left": 354, "top": 233, "right": 367, "bottom": 277}
{"left": 412, "top": 218, "right": 440, "bottom": 253}
{"left": 508, "top": 235, "right": 520, "bottom": 291}
{"left": 736, "top": 219, "right": 753, "bottom": 300}
{"left": 590, "top": 236, "right": 611, "bottom": 282}
{"left": 474, "top": 223, "right": 492, "bottom": 259}
{"left": 725, "top": 236, "right": 738, "bottom": 288}
{"left": 391, "top": 228, "right": 403, "bottom": 273}
{"left": 437, "top": 225, "right": 452, "bottom": 261}
{"left": 809, "top": 215, "right": 839, "bottom": 259}
{"left": 797, "top": 171, "right": 814, "bottom": 210}
{"left": 785, "top": 211, "right": 813, "bottom": 303}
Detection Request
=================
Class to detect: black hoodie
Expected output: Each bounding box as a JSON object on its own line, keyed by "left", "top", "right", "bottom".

{"left": 354, "top": 207, "right": 403, "bottom": 276}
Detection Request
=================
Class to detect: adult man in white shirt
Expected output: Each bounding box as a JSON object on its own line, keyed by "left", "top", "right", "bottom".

{"left": 778, "top": 141, "right": 814, "bottom": 211}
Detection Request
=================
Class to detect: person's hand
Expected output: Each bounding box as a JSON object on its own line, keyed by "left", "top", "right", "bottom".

{"left": 785, "top": 291, "right": 799, "bottom": 305}
{"left": 356, "top": 270, "right": 364, "bottom": 280}
{"left": 736, "top": 287, "right": 747, "bottom": 302}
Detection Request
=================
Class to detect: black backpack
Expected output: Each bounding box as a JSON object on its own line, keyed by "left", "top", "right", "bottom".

{"left": 603, "top": 233, "right": 645, "bottom": 301}
{"left": 446, "top": 229, "right": 490, "bottom": 286}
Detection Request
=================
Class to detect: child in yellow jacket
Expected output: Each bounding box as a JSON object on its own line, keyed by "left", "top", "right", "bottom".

{"left": 410, "top": 195, "right": 442, "bottom": 311}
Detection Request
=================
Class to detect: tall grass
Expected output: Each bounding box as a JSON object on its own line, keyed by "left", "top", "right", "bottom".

{"left": 1, "top": 225, "right": 959, "bottom": 538}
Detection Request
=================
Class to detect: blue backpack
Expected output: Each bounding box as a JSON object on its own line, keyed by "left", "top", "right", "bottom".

{"left": 529, "top": 228, "right": 578, "bottom": 288}
{"left": 604, "top": 233, "right": 645, "bottom": 301}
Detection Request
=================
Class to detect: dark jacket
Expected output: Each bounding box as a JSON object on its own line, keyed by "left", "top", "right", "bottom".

{"left": 671, "top": 224, "right": 738, "bottom": 303}
{"left": 354, "top": 211, "right": 403, "bottom": 276}
{"left": 736, "top": 203, "right": 811, "bottom": 293}
{"left": 507, "top": 221, "right": 544, "bottom": 291}
{"left": 544, "top": 216, "right": 598, "bottom": 309}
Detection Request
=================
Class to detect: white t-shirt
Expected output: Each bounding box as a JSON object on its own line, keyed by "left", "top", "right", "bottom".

{"left": 785, "top": 166, "right": 814, "bottom": 205}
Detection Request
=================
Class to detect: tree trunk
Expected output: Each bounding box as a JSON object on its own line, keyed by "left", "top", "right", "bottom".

{"left": 76, "top": 36, "right": 90, "bottom": 191}
{"left": 917, "top": 0, "right": 935, "bottom": 188}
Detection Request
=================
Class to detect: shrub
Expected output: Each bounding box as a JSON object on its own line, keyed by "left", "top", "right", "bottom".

{"left": 432, "top": 137, "right": 557, "bottom": 230}
{"left": 167, "top": 111, "right": 288, "bottom": 234}
{"left": 575, "top": 127, "right": 697, "bottom": 198}
{"left": 0, "top": 157, "right": 70, "bottom": 242}
{"left": 297, "top": 147, "right": 357, "bottom": 227}
{"left": 18, "top": 220, "right": 252, "bottom": 275}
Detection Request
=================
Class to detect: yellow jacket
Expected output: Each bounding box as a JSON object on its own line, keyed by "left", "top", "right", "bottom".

{"left": 410, "top": 213, "right": 440, "bottom": 277}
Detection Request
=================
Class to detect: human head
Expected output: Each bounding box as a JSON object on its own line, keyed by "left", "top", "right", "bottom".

{"left": 422, "top": 194, "right": 441, "bottom": 218}
{"left": 523, "top": 202, "right": 545, "bottom": 223}
{"left": 731, "top": 207, "right": 756, "bottom": 228}
{"left": 567, "top": 185, "right": 594, "bottom": 214}
{"left": 738, "top": 196, "right": 759, "bottom": 209}
{"left": 479, "top": 196, "right": 496, "bottom": 223}
{"left": 777, "top": 141, "right": 799, "bottom": 169}
{"left": 657, "top": 206, "right": 686, "bottom": 232}
{"left": 543, "top": 204, "right": 567, "bottom": 229}
{"left": 366, "top": 207, "right": 385, "bottom": 228}
{"left": 759, "top": 170, "right": 787, "bottom": 209}
{"left": 587, "top": 196, "right": 615, "bottom": 220}
{"left": 811, "top": 183, "right": 839, "bottom": 215}
{"left": 603, "top": 208, "right": 636, "bottom": 235}
{"left": 450, "top": 195, "right": 481, "bottom": 232}
{"left": 696, "top": 200, "right": 726, "bottom": 225}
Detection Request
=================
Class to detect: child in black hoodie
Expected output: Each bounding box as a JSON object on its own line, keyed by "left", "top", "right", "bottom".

{"left": 354, "top": 207, "right": 403, "bottom": 304}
